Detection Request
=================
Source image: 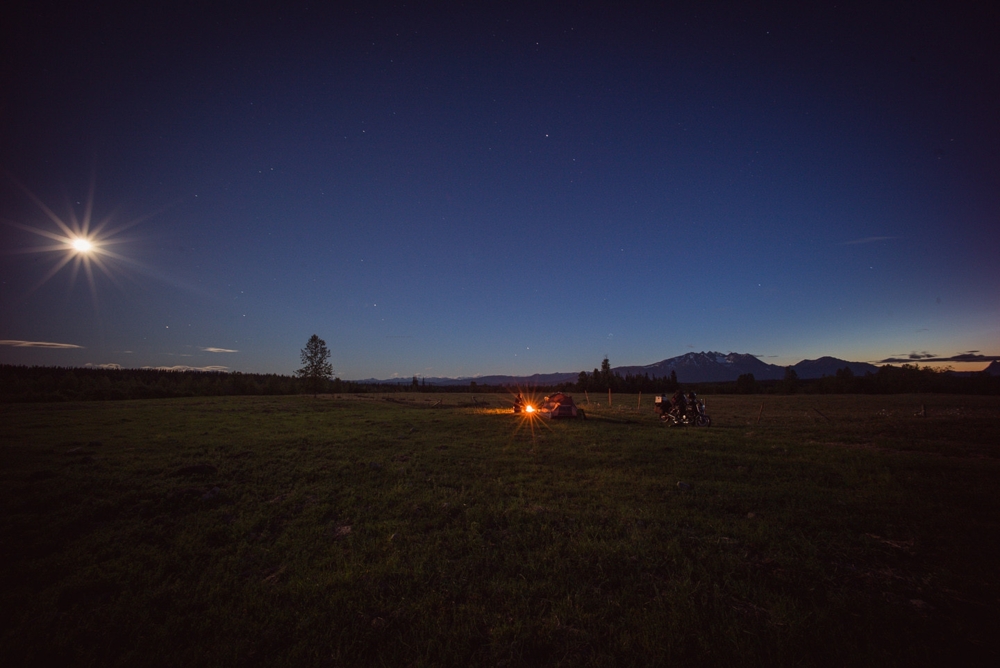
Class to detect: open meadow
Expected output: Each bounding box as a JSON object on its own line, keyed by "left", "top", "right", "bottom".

{"left": 2, "top": 392, "right": 998, "bottom": 666}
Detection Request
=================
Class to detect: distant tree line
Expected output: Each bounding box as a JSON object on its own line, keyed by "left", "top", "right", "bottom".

{"left": 0, "top": 365, "right": 440, "bottom": 403}
{"left": 681, "top": 364, "right": 1000, "bottom": 396}
{"left": 2, "top": 360, "right": 997, "bottom": 403}
{"left": 572, "top": 358, "right": 999, "bottom": 396}
{"left": 574, "top": 357, "right": 681, "bottom": 394}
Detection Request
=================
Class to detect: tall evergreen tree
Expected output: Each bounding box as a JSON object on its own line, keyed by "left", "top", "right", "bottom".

{"left": 736, "top": 373, "right": 757, "bottom": 394}
{"left": 601, "top": 357, "right": 612, "bottom": 389}
{"left": 782, "top": 366, "right": 800, "bottom": 394}
{"left": 296, "top": 334, "right": 333, "bottom": 395}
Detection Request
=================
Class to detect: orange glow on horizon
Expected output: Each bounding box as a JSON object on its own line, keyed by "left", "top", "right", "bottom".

{"left": 908, "top": 361, "right": 994, "bottom": 373}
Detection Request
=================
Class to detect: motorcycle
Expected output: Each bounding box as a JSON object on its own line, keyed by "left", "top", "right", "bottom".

{"left": 654, "top": 394, "right": 712, "bottom": 427}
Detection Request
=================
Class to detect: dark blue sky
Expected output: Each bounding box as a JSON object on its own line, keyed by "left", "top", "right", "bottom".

{"left": 2, "top": 1, "right": 998, "bottom": 378}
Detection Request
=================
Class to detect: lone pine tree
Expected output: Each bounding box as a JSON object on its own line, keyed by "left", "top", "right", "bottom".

{"left": 296, "top": 334, "right": 333, "bottom": 395}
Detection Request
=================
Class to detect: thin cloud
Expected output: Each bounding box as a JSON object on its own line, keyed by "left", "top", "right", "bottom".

{"left": 0, "top": 339, "right": 83, "bottom": 349}
{"left": 200, "top": 347, "right": 239, "bottom": 353}
{"left": 142, "top": 365, "right": 230, "bottom": 372}
{"left": 878, "top": 352, "right": 1000, "bottom": 364}
{"left": 84, "top": 363, "right": 122, "bottom": 370}
{"left": 942, "top": 353, "right": 1000, "bottom": 363}
{"left": 841, "top": 236, "right": 896, "bottom": 245}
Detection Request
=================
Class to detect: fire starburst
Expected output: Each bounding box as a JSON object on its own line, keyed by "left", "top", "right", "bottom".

{"left": 509, "top": 388, "right": 552, "bottom": 443}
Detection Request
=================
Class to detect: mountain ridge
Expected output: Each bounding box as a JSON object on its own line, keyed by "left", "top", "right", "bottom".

{"left": 353, "top": 352, "right": 882, "bottom": 385}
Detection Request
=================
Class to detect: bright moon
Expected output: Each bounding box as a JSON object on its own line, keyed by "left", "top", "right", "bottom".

{"left": 72, "top": 238, "right": 93, "bottom": 252}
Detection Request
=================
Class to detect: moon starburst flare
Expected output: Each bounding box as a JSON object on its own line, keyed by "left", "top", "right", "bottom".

{"left": 2, "top": 175, "right": 149, "bottom": 302}
{"left": 72, "top": 237, "right": 94, "bottom": 253}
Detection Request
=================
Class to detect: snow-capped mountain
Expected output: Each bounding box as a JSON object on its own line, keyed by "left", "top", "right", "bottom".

{"left": 356, "top": 352, "right": 881, "bottom": 385}
{"left": 615, "top": 352, "right": 879, "bottom": 382}
{"left": 614, "top": 351, "right": 787, "bottom": 383}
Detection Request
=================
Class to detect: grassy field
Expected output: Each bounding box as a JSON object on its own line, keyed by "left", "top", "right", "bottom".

{"left": 2, "top": 392, "right": 998, "bottom": 666}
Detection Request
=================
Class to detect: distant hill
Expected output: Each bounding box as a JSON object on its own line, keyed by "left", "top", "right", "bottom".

{"left": 944, "top": 360, "right": 1000, "bottom": 378}
{"left": 790, "top": 356, "right": 880, "bottom": 379}
{"left": 356, "top": 351, "right": 881, "bottom": 385}
{"left": 352, "top": 372, "right": 580, "bottom": 387}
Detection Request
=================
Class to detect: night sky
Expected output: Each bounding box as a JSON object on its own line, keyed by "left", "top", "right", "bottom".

{"left": 2, "top": 1, "right": 998, "bottom": 379}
